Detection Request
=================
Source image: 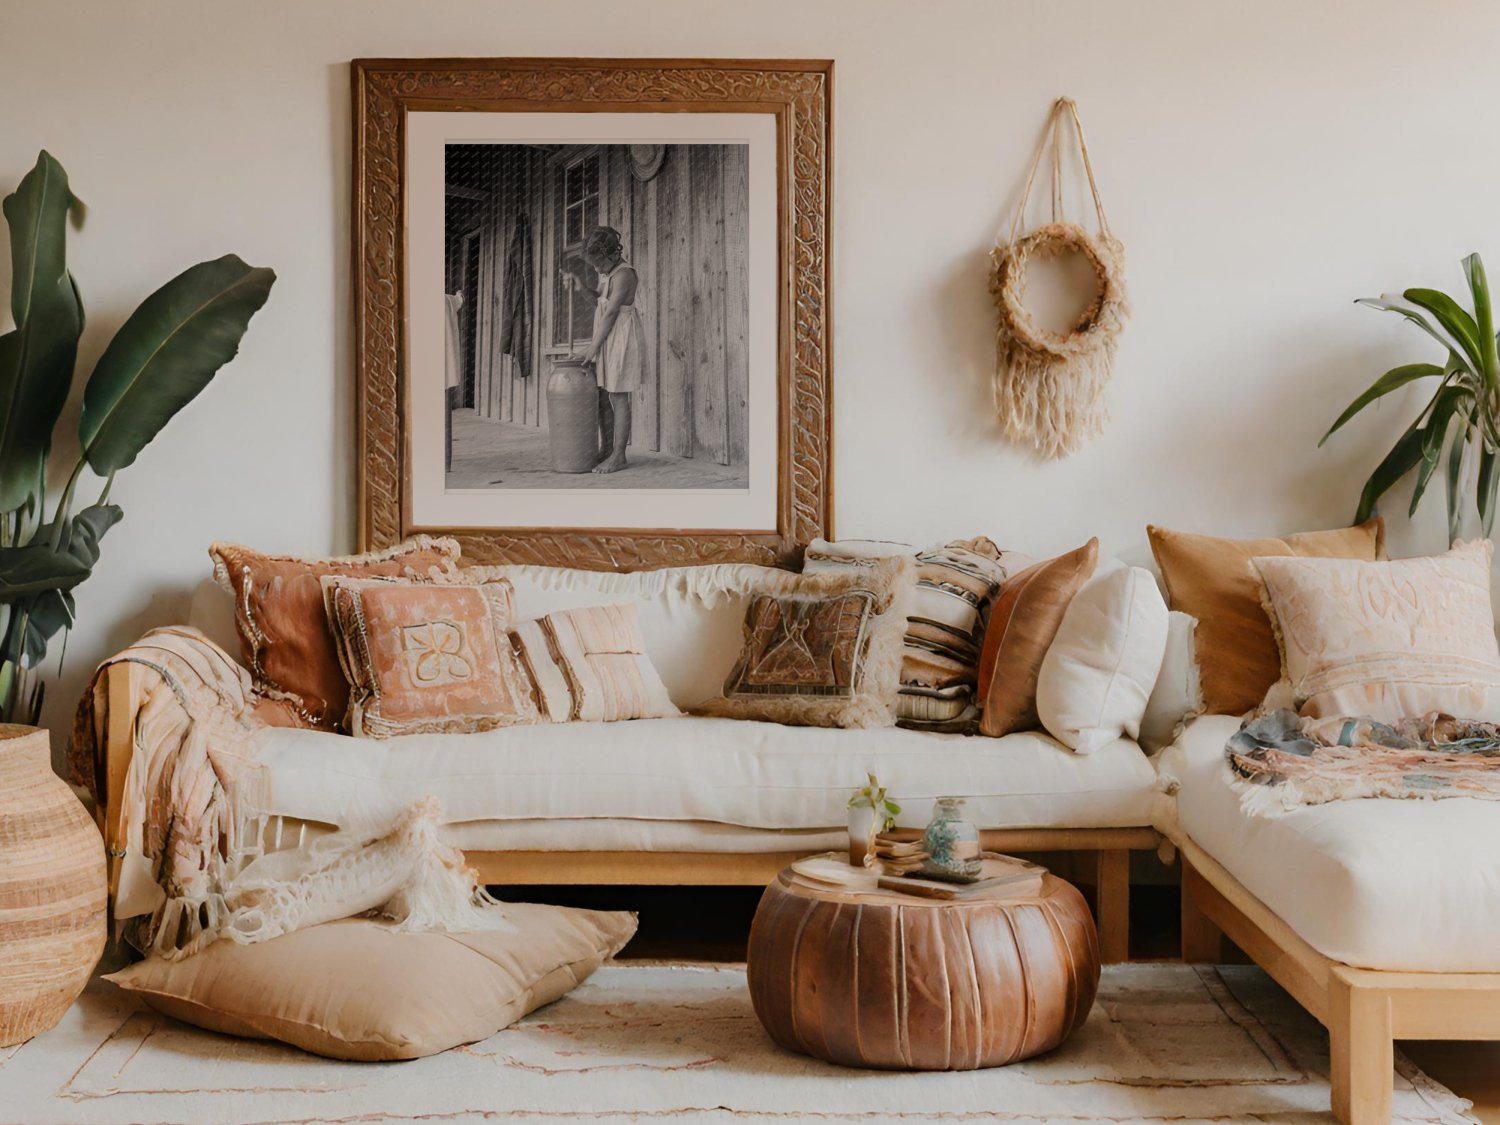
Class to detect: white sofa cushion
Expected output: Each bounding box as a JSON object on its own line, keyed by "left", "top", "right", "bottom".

{"left": 1035, "top": 564, "right": 1168, "bottom": 754}
{"left": 1158, "top": 714, "right": 1500, "bottom": 972}
{"left": 248, "top": 717, "right": 1158, "bottom": 834}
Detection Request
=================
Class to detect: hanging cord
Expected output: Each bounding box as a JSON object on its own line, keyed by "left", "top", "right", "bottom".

{"left": 1003, "top": 97, "right": 1112, "bottom": 247}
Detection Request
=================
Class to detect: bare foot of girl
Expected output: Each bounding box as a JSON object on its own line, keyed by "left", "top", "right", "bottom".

{"left": 592, "top": 452, "right": 628, "bottom": 474}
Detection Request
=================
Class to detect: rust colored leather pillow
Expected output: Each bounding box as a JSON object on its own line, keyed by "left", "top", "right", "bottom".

{"left": 210, "top": 537, "right": 461, "bottom": 730}
{"left": 976, "top": 539, "right": 1099, "bottom": 738}
{"left": 1147, "top": 518, "right": 1385, "bottom": 717}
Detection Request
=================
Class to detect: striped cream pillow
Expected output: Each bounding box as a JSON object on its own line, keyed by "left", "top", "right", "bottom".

{"left": 511, "top": 603, "right": 679, "bottom": 723}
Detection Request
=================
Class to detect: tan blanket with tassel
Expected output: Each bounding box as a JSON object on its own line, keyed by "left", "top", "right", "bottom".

{"left": 69, "top": 627, "right": 510, "bottom": 959}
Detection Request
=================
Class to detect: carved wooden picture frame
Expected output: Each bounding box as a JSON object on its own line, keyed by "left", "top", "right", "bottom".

{"left": 352, "top": 58, "right": 833, "bottom": 569}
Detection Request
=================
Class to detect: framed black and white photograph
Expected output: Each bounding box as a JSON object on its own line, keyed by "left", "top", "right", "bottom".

{"left": 438, "top": 141, "right": 751, "bottom": 491}
{"left": 353, "top": 59, "right": 833, "bottom": 569}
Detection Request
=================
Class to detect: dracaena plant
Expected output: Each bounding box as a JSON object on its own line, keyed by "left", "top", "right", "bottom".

{"left": 1323, "top": 253, "right": 1500, "bottom": 544}
{"left": 0, "top": 151, "right": 274, "bottom": 725}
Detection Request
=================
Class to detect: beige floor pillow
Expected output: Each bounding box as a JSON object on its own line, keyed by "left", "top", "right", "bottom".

{"left": 105, "top": 903, "right": 636, "bottom": 1060}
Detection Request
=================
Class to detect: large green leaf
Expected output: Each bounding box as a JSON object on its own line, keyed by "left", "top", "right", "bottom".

{"left": 79, "top": 254, "right": 274, "bottom": 474}
{"left": 1355, "top": 421, "right": 1426, "bottom": 524}
{"left": 0, "top": 542, "right": 90, "bottom": 598}
{"left": 0, "top": 151, "right": 83, "bottom": 512}
{"left": 1320, "top": 362, "right": 1443, "bottom": 446}
{"left": 1404, "top": 287, "right": 1483, "bottom": 373}
{"left": 1462, "top": 253, "right": 1499, "bottom": 391}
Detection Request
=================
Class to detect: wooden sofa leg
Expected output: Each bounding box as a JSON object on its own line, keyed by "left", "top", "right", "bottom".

{"left": 1179, "top": 858, "right": 1224, "bottom": 963}
{"left": 1094, "top": 848, "right": 1129, "bottom": 964}
{"left": 1328, "top": 968, "right": 1393, "bottom": 1125}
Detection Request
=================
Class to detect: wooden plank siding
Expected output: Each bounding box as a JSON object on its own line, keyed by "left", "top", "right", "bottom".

{"left": 463, "top": 144, "right": 749, "bottom": 470}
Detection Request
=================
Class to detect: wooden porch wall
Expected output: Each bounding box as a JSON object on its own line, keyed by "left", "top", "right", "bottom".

{"left": 468, "top": 144, "right": 749, "bottom": 469}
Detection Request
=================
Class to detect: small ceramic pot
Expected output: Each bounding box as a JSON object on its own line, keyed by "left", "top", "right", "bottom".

{"left": 921, "top": 796, "right": 983, "bottom": 882}
{"left": 847, "top": 805, "right": 878, "bottom": 867}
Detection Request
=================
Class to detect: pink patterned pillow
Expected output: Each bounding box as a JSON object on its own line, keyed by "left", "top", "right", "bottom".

{"left": 322, "top": 575, "right": 539, "bottom": 738}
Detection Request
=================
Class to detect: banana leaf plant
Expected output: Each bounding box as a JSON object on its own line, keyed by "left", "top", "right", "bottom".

{"left": 0, "top": 151, "right": 274, "bottom": 725}
{"left": 1323, "top": 253, "right": 1500, "bottom": 544}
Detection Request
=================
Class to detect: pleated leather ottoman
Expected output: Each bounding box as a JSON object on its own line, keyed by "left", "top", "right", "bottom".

{"left": 747, "top": 865, "right": 1100, "bottom": 1070}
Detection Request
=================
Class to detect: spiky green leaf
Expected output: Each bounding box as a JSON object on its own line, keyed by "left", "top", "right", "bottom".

{"left": 1404, "top": 287, "right": 1484, "bottom": 373}
{"left": 1320, "top": 363, "right": 1443, "bottom": 446}
{"left": 1355, "top": 421, "right": 1426, "bottom": 524}
{"left": 1410, "top": 388, "right": 1469, "bottom": 517}
{"left": 1481, "top": 447, "right": 1500, "bottom": 536}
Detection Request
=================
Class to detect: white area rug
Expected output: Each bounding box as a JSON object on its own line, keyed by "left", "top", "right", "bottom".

{"left": 0, "top": 962, "right": 1475, "bottom": 1124}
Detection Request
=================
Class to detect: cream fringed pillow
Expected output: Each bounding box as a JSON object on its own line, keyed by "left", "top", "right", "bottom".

{"left": 698, "top": 555, "right": 916, "bottom": 729}
{"left": 323, "top": 574, "right": 540, "bottom": 738}
{"left": 510, "top": 603, "right": 679, "bottom": 723}
{"left": 1254, "top": 540, "right": 1500, "bottom": 722}
{"left": 105, "top": 905, "right": 637, "bottom": 1061}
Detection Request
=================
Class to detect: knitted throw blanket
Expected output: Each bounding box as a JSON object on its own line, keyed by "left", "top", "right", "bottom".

{"left": 70, "top": 627, "right": 509, "bottom": 959}
{"left": 1226, "top": 708, "right": 1500, "bottom": 816}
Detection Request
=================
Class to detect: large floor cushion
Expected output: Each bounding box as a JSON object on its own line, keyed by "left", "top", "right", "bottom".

{"left": 1159, "top": 715, "right": 1500, "bottom": 972}
{"left": 249, "top": 717, "right": 1159, "bottom": 834}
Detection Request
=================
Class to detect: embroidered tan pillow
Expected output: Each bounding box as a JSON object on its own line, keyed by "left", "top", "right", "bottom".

{"left": 105, "top": 905, "right": 637, "bottom": 1061}
{"left": 699, "top": 555, "right": 915, "bottom": 729}
{"left": 323, "top": 575, "right": 539, "bottom": 738}
{"left": 510, "top": 603, "right": 679, "bottom": 723}
{"left": 976, "top": 539, "right": 1099, "bottom": 737}
{"left": 1148, "top": 519, "right": 1385, "bottom": 716}
{"left": 210, "top": 537, "right": 461, "bottom": 729}
{"left": 1254, "top": 540, "right": 1500, "bottom": 723}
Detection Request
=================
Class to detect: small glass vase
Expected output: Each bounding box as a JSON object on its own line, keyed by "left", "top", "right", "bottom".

{"left": 921, "top": 797, "right": 983, "bottom": 882}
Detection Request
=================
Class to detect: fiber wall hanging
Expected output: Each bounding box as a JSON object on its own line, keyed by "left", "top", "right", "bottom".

{"left": 990, "top": 97, "right": 1129, "bottom": 460}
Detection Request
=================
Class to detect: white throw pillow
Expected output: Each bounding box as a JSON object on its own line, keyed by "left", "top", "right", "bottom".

{"left": 1254, "top": 540, "right": 1500, "bottom": 722}
{"left": 1036, "top": 564, "right": 1169, "bottom": 754}
{"left": 1138, "top": 611, "right": 1202, "bottom": 752}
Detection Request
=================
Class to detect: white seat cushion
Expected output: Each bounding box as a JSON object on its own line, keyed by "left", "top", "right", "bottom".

{"left": 1158, "top": 714, "right": 1500, "bottom": 972}
{"left": 248, "top": 717, "right": 1157, "bottom": 834}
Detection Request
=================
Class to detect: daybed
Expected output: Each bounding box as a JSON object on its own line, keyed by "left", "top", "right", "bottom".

{"left": 1161, "top": 715, "right": 1500, "bottom": 1125}
{"left": 89, "top": 560, "right": 1162, "bottom": 964}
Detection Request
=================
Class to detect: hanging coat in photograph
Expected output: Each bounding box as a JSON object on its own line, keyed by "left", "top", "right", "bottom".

{"left": 499, "top": 212, "right": 534, "bottom": 377}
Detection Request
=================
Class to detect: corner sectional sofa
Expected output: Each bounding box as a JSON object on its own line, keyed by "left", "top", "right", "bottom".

{"left": 93, "top": 560, "right": 1163, "bottom": 964}
{"left": 1160, "top": 715, "right": 1500, "bottom": 1125}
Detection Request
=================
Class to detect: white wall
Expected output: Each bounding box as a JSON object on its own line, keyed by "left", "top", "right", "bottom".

{"left": 2, "top": 0, "right": 1496, "bottom": 746}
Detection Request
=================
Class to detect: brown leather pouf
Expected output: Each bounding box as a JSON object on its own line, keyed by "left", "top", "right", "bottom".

{"left": 747, "top": 867, "right": 1100, "bottom": 1070}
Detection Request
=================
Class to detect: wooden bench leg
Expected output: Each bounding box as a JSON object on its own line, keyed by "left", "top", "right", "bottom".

{"left": 1094, "top": 848, "right": 1129, "bottom": 964}
{"left": 1329, "top": 968, "right": 1393, "bottom": 1125}
{"left": 1179, "top": 858, "right": 1224, "bottom": 963}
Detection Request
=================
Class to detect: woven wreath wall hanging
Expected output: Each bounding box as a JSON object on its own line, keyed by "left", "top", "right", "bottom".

{"left": 991, "top": 97, "right": 1129, "bottom": 460}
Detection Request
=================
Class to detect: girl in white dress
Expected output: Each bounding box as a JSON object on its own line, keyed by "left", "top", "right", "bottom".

{"left": 566, "top": 226, "right": 644, "bottom": 473}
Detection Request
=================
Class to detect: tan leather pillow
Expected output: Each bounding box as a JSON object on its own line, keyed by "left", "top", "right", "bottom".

{"left": 1147, "top": 518, "right": 1385, "bottom": 716}
{"left": 323, "top": 575, "right": 540, "bottom": 737}
{"left": 210, "top": 537, "right": 461, "bottom": 729}
{"left": 105, "top": 904, "right": 637, "bottom": 1061}
{"left": 977, "top": 539, "right": 1099, "bottom": 737}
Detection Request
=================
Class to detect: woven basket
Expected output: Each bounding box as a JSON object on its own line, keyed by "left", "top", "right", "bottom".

{"left": 0, "top": 724, "right": 106, "bottom": 1046}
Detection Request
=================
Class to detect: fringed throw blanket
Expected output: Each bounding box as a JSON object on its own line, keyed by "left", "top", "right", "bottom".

{"left": 1227, "top": 708, "right": 1500, "bottom": 816}
{"left": 70, "top": 627, "right": 509, "bottom": 959}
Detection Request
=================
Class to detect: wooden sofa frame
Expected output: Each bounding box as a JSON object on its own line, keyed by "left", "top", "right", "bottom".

{"left": 99, "top": 661, "right": 1156, "bottom": 963}
{"left": 1179, "top": 835, "right": 1500, "bottom": 1125}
